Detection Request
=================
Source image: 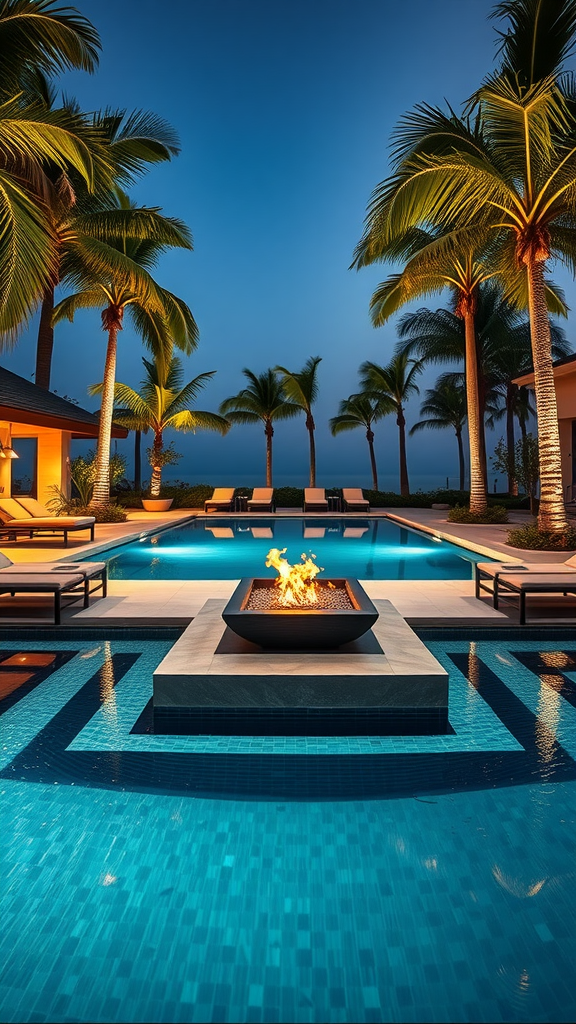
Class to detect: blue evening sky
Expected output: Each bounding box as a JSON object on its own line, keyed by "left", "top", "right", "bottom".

{"left": 4, "top": 0, "right": 575, "bottom": 490}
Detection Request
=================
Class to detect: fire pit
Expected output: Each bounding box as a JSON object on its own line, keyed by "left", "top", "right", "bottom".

{"left": 222, "top": 547, "right": 378, "bottom": 649}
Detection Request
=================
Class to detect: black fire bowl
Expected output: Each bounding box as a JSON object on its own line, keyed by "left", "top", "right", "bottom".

{"left": 221, "top": 578, "right": 378, "bottom": 649}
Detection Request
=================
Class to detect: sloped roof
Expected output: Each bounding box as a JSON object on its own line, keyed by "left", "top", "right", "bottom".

{"left": 0, "top": 366, "right": 127, "bottom": 438}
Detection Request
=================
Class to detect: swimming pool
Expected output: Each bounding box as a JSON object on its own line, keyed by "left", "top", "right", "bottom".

{"left": 1, "top": 626, "right": 574, "bottom": 1023}
{"left": 93, "top": 516, "right": 487, "bottom": 580}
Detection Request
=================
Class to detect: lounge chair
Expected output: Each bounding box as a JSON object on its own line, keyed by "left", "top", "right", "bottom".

{"left": 0, "top": 551, "right": 107, "bottom": 599}
{"left": 493, "top": 573, "right": 576, "bottom": 625}
{"left": 0, "top": 553, "right": 103, "bottom": 624}
{"left": 342, "top": 488, "right": 370, "bottom": 512}
{"left": 475, "top": 553, "right": 576, "bottom": 602}
{"left": 204, "top": 488, "right": 235, "bottom": 513}
{"left": 303, "top": 488, "right": 328, "bottom": 512}
{"left": 0, "top": 498, "right": 95, "bottom": 546}
{"left": 247, "top": 488, "right": 274, "bottom": 512}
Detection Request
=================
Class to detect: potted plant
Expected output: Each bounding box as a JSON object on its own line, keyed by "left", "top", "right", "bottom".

{"left": 142, "top": 443, "right": 181, "bottom": 510}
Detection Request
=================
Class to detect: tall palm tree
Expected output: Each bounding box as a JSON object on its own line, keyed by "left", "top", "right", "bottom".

{"left": 33, "top": 105, "right": 181, "bottom": 388}
{"left": 53, "top": 195, "right": 198, "bottom": 506}
{"left": 410, "top": 376, "right": 468, "bottom": 491}
{"left": 91, "top": 355, "right": 229, "bottom": 496}
{"left": 219, "top": 369, "right": 300, "bottom": 487}
{"left": 0, "top": 0, "right": 104, "bottom": 336}
{"left": 329, "top": 393, "right": 391, "bottom": 491}
{"left": 396, "top": 284, "right": 568, "bottom": 493}
{"left": 359, "top": 353, "right": 422, "bottom": 497}
{"left": 363, "top": 78, "right": 576, "bottom": 530}
{"left": 274, "top": 356, "right": 321, "bottom": 486}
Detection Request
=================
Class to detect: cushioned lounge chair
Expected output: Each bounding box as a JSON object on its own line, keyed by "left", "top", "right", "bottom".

{"left": 0, "top": 551, "right": 107, "bottom": 600}
{"left": 493, "top": 573, "right": 576, "bottom": 625}
{"left": 204, "top": 488, "right": 235, "bottom": 513}
{"left": 475, "top": 553, "right": 576, "bottom": 602}
{"left": 0, "top": 552, "right": 98, "bottom": 623}
{"left": 303, "top": 488, "right": 328, "bottom": 512}
{"left": 247, "top": 488, "right": 274, "bottom": 512}
{"left": 342, "top": 488, "right": 370, "bottom": 512}
{"left": 0, "top": 498, "right": 95, "bottom": 546}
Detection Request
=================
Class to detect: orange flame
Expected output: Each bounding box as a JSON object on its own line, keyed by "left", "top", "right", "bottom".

{"left": 265, "top": 547, "right": 323, "bottom": 606}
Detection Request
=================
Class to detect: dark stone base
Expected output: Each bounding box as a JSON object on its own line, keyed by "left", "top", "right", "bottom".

{"left": 153, "top": 705, "right": 451, "bottom": 736}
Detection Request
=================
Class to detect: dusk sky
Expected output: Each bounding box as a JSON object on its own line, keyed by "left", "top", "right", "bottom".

{"left": 4, "top": 0, "right": 575, "bottom": 490}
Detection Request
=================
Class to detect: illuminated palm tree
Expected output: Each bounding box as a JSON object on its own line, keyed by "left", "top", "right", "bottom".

{"left": 0, "top": 0, "right": 103, "bottom": 335}
{"left": 219, "top": 369, "right": 300, "bottom": 487}
{"left": 54, "top": 194, "right": 198, "bottom": 506}
{"left": 33, "top": 105, "right": 181, "bottom": 388}
{"left": 275, "top": 356, "right": 322, "bottom": 487}
{"left": 329, "top": 393, "right": 391, "bottom": 491}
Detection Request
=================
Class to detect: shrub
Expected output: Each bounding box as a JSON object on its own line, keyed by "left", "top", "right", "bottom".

{"left": 46, "top": 487, "right": 127, "bottom": 523}
{"left": 272, "top": 486, "right": 304, "bottom": 508}
{"left": 507, "top": 523, "right": 576, "bottom": 551}
{"left": 448, "top": 504, "right": 509, "bottom": 524}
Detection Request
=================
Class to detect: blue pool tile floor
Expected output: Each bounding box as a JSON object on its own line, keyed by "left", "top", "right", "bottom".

{"left": 0, "top": 630, "right": 575, "bottom": 1023}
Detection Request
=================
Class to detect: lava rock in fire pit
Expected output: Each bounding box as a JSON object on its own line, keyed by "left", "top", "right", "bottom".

{"left": 222, "top": 578, "right": 378, "bottom": 649}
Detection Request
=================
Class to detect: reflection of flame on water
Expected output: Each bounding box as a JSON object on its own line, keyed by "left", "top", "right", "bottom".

{"left": 265, "top": 547, "right": 329, "bottom": 607}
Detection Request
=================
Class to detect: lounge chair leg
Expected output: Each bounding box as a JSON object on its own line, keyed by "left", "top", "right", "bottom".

{"left": 64, "top": 530, "right": 68, "bottom": 547}
{"left": 493, "top": 579, "right": 499, "bottom": 610}
{"left": 102, "top": 569, "right": 108, "bottom": 598}
{"left": 54, "top": 591, "right": 61, "bottom": 626}
{"left": 83, "top": 579, "right": 90, "bottom": 608}
{"left": 474, "top": 567, "right": 479, "bottom": 599}
{"left": 520, "top": 591, "right": 526, "bottom": 625}
{"left": 90, "top": 525, "right": 94, "bottom": 541}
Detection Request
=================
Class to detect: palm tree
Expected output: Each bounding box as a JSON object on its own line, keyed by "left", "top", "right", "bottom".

{"left": 396, "top": 284, "right": 568, "bottom": 494}
{"left": 362, "top": 78, "right": 576, "bottom": 530}
{"left": 53, "top": 195, "right": 198, "bottom": 506}
{"left": 219, "top": 369, "right": 300, "bottom": 486}
{"left": 0, "top": 0, "right": 104, "bottom": 336}
{"left": 410, "top": 376, "right": 468, "bottom": 491}
{"left": 358, "top": 353, "right": 422, "bottom": 497}
{"left": 91, "top": 355, "right": 229, "bottom": 496}
{"left": 274, "top": 356, "right": 322, "bottom": 487}
{"left": 329, "top": 393, "right": 391, "bottom": 491}
{"left": 33, "top": 105, "right": 181, "bottom": 388}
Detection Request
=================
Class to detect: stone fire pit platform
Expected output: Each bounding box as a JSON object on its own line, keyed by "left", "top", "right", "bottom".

{"left": 153, "top": 599, "right": 449, "bottom": 735}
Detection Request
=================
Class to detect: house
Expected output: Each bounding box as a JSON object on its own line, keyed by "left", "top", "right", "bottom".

{"left": 0, "top": 366, "right": 127, "bottom": 505}
{"left": 513, "top": 352, "right": 576, "bottom": 501}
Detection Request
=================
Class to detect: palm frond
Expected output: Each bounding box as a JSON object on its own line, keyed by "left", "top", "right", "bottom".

{"left": 166, "top": 410, "right": 230, "bottom": 435}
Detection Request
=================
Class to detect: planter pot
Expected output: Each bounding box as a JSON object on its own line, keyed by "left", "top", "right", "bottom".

{"left": 141, "top": 498, "right": 173, "bottom": 512}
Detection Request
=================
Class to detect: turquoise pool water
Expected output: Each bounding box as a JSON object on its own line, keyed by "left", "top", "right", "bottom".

{"left": 94, "top": 517, "right": 486, "bottom": 580}
{"left": 1, "top": 627, "right": 574, "bottom": 1023}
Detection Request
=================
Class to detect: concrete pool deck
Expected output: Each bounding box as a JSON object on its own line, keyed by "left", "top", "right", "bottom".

{"left": 0, "top": 507, "right": 574, "bottom": 626}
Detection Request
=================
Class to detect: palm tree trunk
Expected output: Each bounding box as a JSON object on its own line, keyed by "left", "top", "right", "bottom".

{"left": 397, "top": 406, "right": 410, "bottom": 497}
{"left": 265, "top": 420, "right": 273, "bottom": 488}
{"left": 366, "top": 427, "right": 378, "bottom": 491}
{"left": 525, "top": 260, "right": 567, "bottom": 531}
{"left": 91, "top": 316, "right": 120, "bottom": 507}
{"left": 35, "top": 285, "right": 56, "bottom": 390}
{"left": 506, "top": 384, "right": 518, "bottom": 495}
{"left": 150, "top": 431, "right": 163, "bottom": 496}
{"left": 463, "top": 310, "right": 487, "bottom": 515}
{"left": 476, "top": 352, "right": 489, "bottom": 498}
{"left": 456, "top": 428, "right": 465, "bottom": 491}
{"left": 306, "top": 413, "right": 316, "bottom": 488}
{"left": 134, "top": 430, "right": 142, "bottom": 491}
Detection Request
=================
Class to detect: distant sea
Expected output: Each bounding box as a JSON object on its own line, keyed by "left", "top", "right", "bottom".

{"left": 161, "top": 472, "right": 503, "bottom": 493}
